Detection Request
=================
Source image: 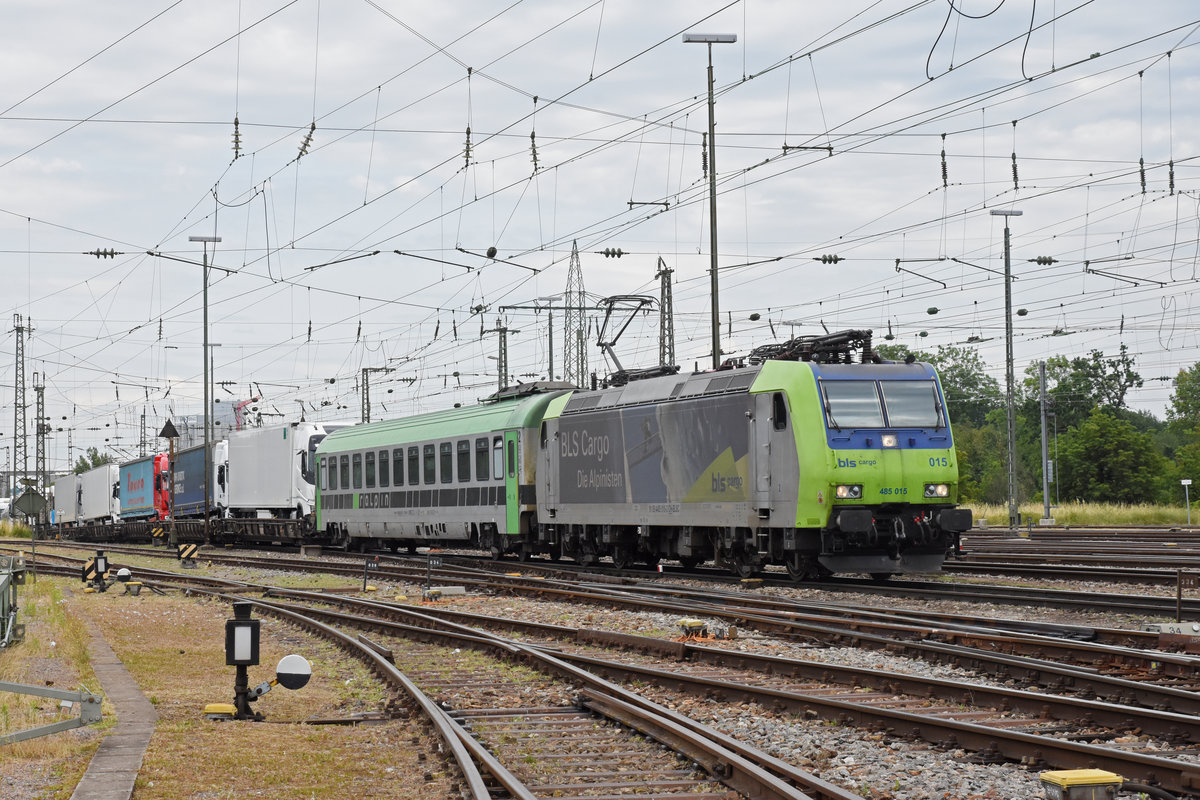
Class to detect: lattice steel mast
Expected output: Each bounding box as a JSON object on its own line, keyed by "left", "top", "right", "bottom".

{"left": 12, "top": 315, "right": 27, "bottom": 497}
{"left": 656, "top": 257, "right": 675, "bottom": 368}
{"left": 564, "top": 241, "right": 587, "bottom": 387}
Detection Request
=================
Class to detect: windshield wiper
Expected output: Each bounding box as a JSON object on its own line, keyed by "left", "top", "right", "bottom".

{"left": 825, "top": 403, "right": 842, "bottom": 432}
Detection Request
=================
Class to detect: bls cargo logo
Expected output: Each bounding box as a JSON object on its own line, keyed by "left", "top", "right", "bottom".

{"left": 836, "top": 458, "right": 877, "bottom": 468}
{"left": 710, "top": 473, "right": 744, "bottom": 493}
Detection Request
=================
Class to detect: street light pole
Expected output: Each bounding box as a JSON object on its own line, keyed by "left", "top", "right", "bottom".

{"left": 990, "top": 209, "right": 1022, "bottom": 530}
{"left": 189, "top": 235, "right": 221, "bottom": 545}
{"left": 684, "top": 32, "right": 736, "bottom": 371}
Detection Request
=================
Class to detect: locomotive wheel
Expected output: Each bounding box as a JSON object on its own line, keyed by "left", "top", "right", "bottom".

{"left": 870, "top": 572, "right": 894, "bottom": 582}
{"left": 785, "top": 554, "right": 808, "bottom": 581}
{"left": 612, "top": 545, "right": 634, "bottom": 571}
{"left": 678, "top": 556, "right": 700, "bottom": 570}
{"left": 490, "top": 544, "right": 503, "bottom": 561}
{"left": 730, "top": 550, "right": 757, "bottom": 579}
{"left": 517, "top": 544, "right": 532, "bottom": 562}
{"left": 548, "top": 544, "right": 562, "bottom": 562}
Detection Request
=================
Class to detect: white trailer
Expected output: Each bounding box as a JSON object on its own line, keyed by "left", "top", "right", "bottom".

{"left": 227, "top": 423, "right": 347, "bottom": 519}
{"left": 79, "top": 464, "right": 120, "bottom": 525}
{"left": 53, "top": 474, "right": 80, "bottom": 526}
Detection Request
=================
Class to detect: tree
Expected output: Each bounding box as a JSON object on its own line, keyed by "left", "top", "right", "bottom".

{"left": 1023, "top": 345, "right": 1144, "bottom": 432}
{"left": 929, "top": 344, "right": 1001, "bottom": 428}
{"left": 1056, "top": 409, "right": 1165, "bottom": 504}
{"left": 73, "top": 447, "right": 112, "bottom": 474}
{"left": 1168, "top": 362, "right": 1200, "bottom": 428}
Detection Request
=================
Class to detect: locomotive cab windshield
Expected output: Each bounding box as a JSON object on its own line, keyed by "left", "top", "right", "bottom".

{"left": 820, "top": 378, "right": 944, "bottom": 431}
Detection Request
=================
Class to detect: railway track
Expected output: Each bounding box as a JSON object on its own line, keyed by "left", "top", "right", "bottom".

{"left": 29, "top": 558, "right": 852, "bottom": 800}
{"left": 244, "top": 586, "right": 1200, "bottom": 795}
{"left": 28, "top": 546, "right": 1200, "bottom": 796}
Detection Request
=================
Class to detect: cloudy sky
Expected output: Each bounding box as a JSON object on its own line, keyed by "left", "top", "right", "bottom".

{"left": 1, "top": 0, "right": 1199, "bottom": 475}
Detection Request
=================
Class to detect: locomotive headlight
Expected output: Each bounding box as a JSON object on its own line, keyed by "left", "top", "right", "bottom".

{"left": 835, "top": 484, "right": 862, "bottom": 500}
{"left": 924, "top": 483, "right": 950, "bottom": 498}
{"left": 881, "top": 434, "right": 898, "bottom": 448}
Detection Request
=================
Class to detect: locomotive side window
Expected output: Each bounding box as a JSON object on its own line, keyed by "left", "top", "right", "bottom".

{"left": 821, "top": 381, "right": 884, "bottom": 428}
{"left": 365, "top": 451, "right": 376, "bottom": 488}
{"left": 339, "top": 455, "right": 350, "bottom": 488}
{"left": 880, "top": 380, "right": 943, "bottom": 427}
{"left": 475, "top": 438, "right": 489, "bottom": 481}
{"left": 492, "top": 437, "right": 504, "bottom": 480}
{"left": 318, "top": 457, "right": 326, "bottom": 491}
{"left": 772, "top": 392, "right": 788, "bottom": 431}
{"left": 423, "top": 444, "right": 435, "bottom": 484}
{"left": 457, "top": 440, "right": 470, "bottom": 483}
{"left": 440, "top": 442, "right": 453, "bottom": 484}
{"left": 393, "top": 449, "right": 404, "bottom": 486}
{"left": 407, "top": 447, "right": 419, "bottom": 485}
{"left": 352, "top": 453, "right": 363, "bottom": 489}
{"left": 378, "top": 450, "right": 389, "bottom": 487}
{"left": 507, "top": 438, "right": 516, "bottom": 478}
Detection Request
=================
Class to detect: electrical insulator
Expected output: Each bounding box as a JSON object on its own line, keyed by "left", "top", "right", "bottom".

{"left": 232, "top": 116, "right": 242, "bottom": 155}
{"left": 1028, "top": 256, "right": 1057, "bottom": 265}
{"left": 87, "top": 248, "right": 120, "bottom": 258}
{"left": 813, "top": 254, "right": 842, "bottom": 264}
{"left": 298, "top": 122, "right": 315, "bottom": 157}
{"left": 602, "top": 248, "right": 624, "bottom": 258}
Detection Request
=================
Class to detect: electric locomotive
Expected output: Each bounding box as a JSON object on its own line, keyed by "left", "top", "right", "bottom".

{"left": 535, "top": 330, "right": 969, "bottom": 578}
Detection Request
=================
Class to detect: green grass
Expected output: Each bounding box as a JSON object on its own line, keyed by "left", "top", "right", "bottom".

{"left": 0, "top": 519, "right": 33, "bottom": 538}
{"left": 967, "top": 501, "right": 1192, "bottom": 526}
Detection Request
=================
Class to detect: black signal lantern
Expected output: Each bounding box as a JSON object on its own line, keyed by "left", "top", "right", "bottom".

{"left": 225, "top": 602, "right": 260, "bottom": 667}
{"left": 94, "top": 551, "right": 108, "bottom": 577}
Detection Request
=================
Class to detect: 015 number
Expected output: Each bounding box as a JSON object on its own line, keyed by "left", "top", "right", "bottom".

{"left": 928, "top": 456, "right": 949, "bottom": 467}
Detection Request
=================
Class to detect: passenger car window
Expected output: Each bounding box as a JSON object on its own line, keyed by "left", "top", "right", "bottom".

{"left": 365, "top": 451, "right": 376, "bottom": 488}
{"left": 352, "top": 453, "right": 363, "bottom": 489}
{"left": 492, "top": 437, "right": 503, "bottom": 480}
{"left": 339, "top": 455, "right": 349, "bottom": 488}
{"left": 440, "top": 442, "right": 453, "bottom": 484}
{"left": 457, "top": 440, "right": 470, "bottom": 483}
{"left": 475, "top": 438, "right": 489, "bottom": 481}
{"left": 423, "top": 444, "right": 435, "bottom": 484}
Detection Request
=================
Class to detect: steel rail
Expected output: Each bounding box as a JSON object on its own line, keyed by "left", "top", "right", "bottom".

{"left": 254, "top": 592, "right": 1200, "bottom": 796}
